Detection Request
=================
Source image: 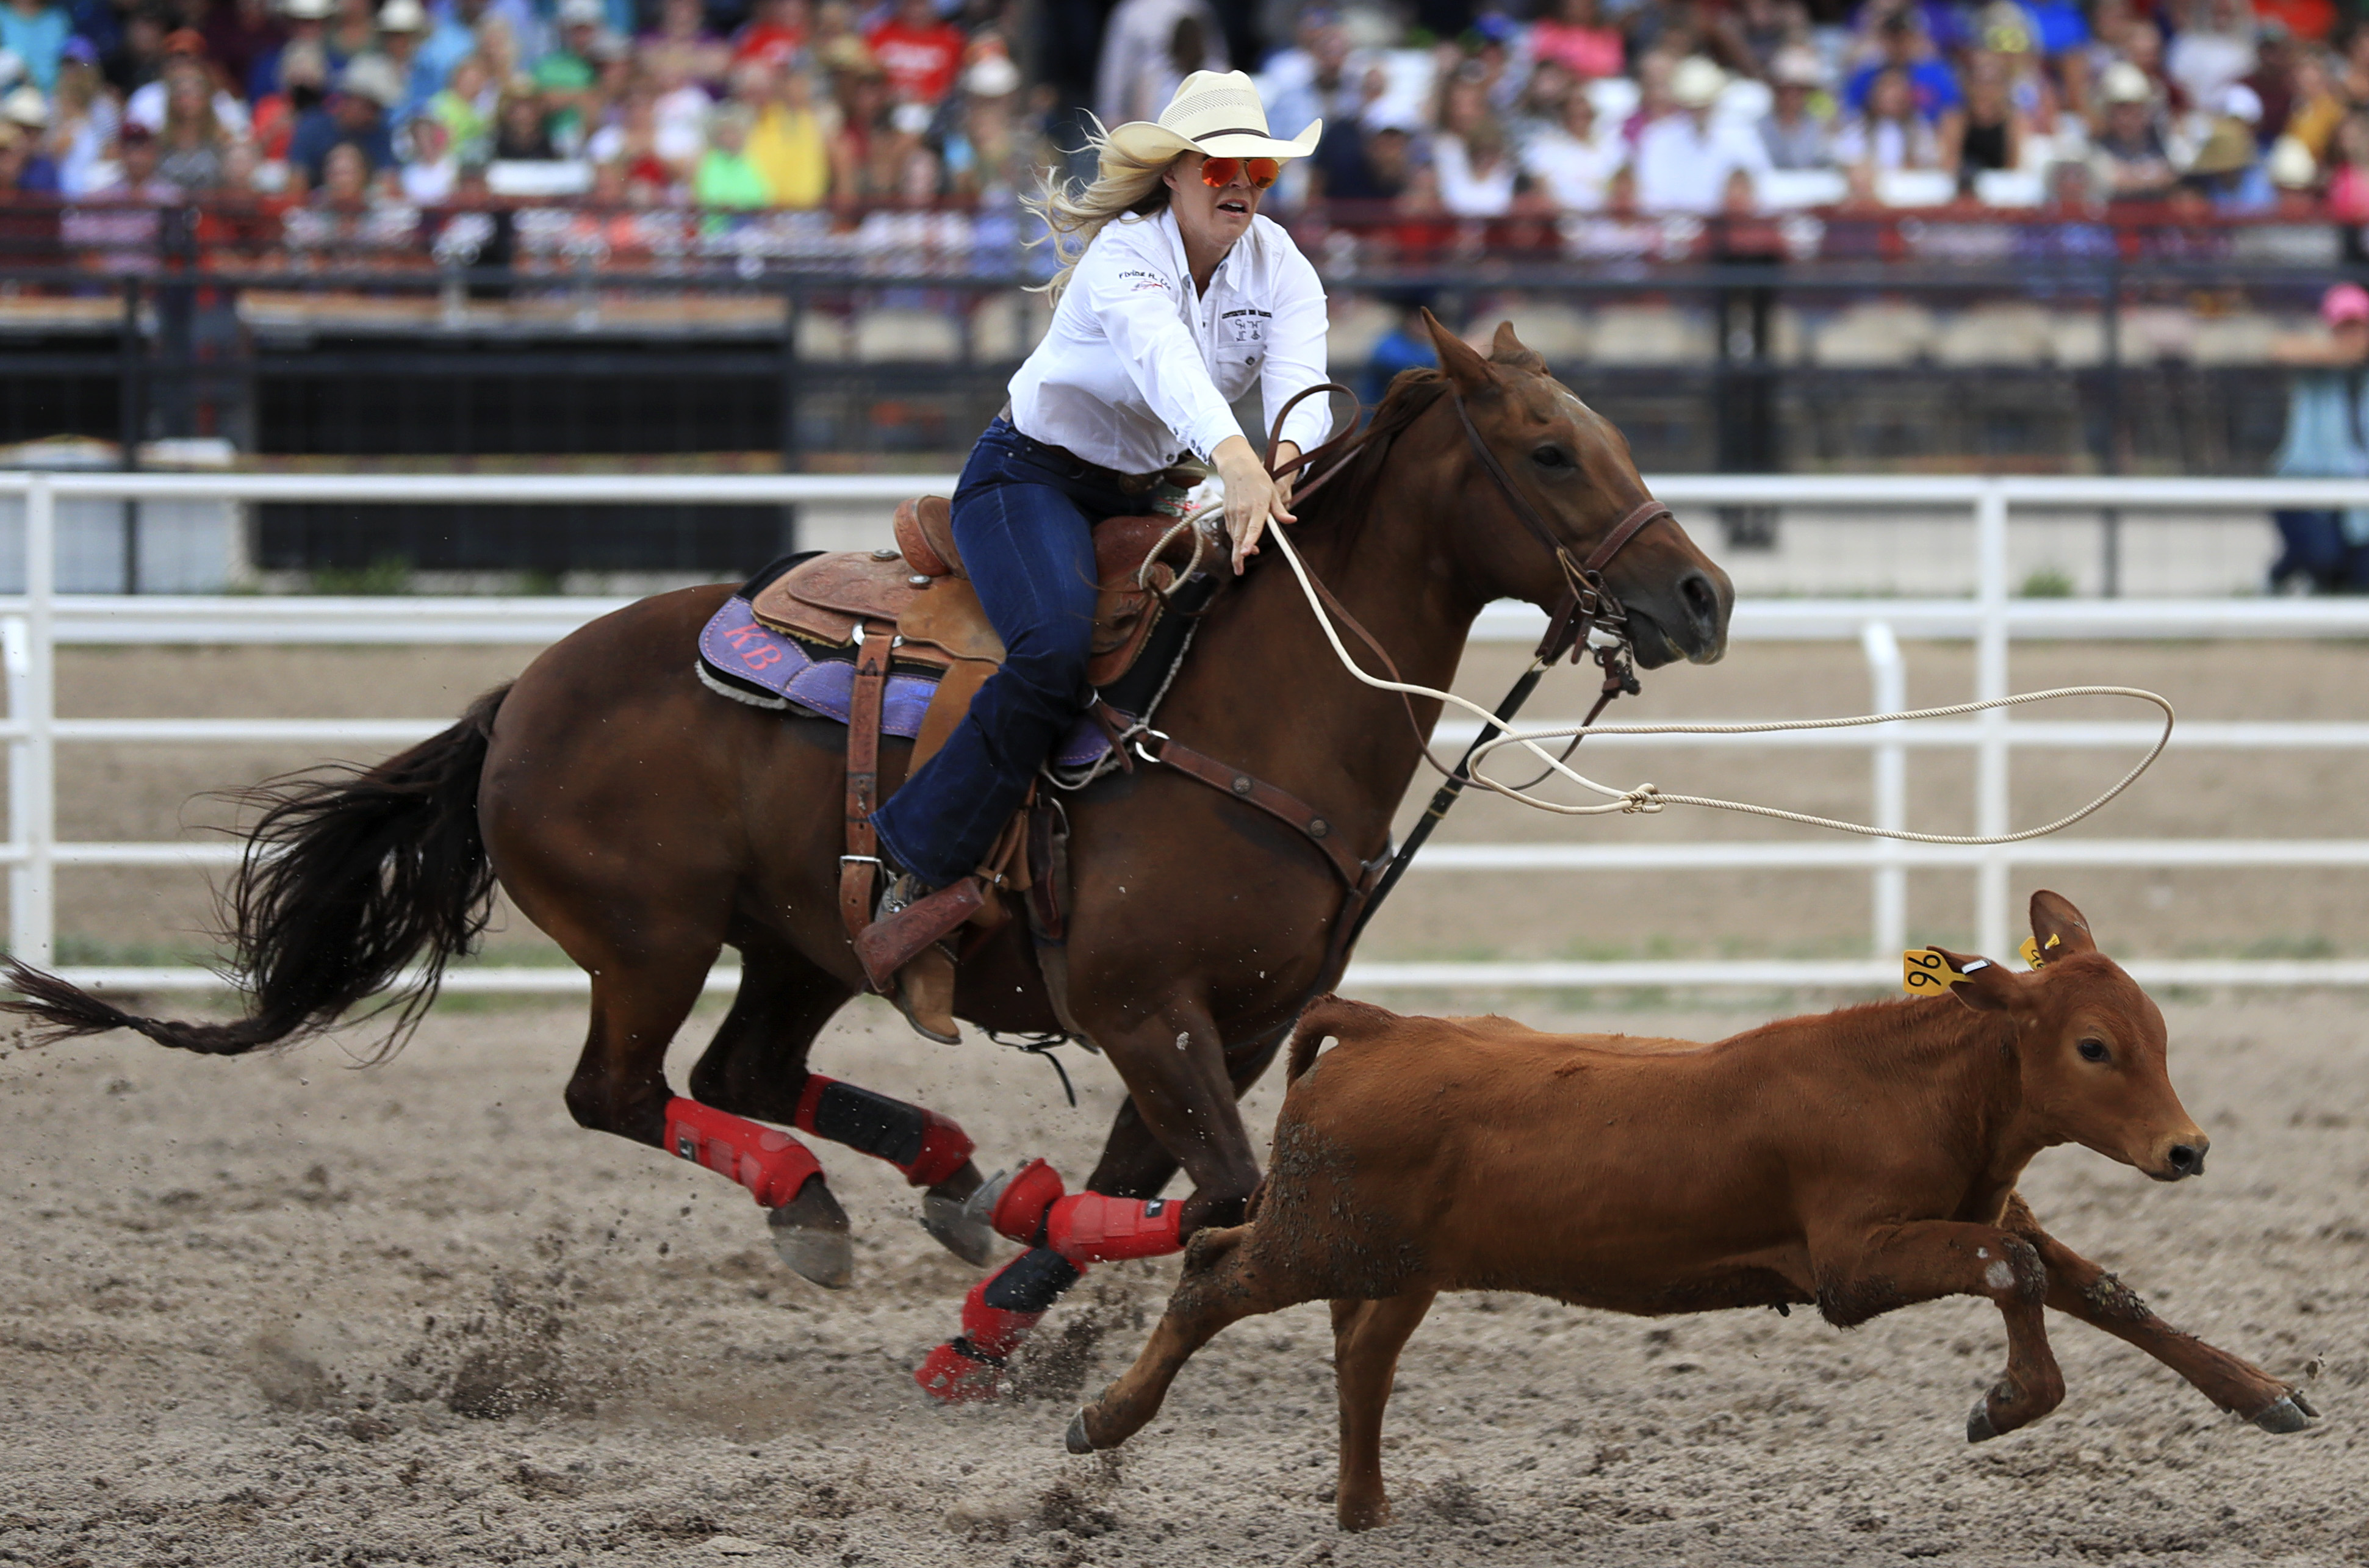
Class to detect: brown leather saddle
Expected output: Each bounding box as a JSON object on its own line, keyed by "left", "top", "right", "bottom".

{"left": 751, "top": 497, "right": 1211, "bottom": 773}
{"left": 749, "top": 498, "right": 1217, "bottom": 1007}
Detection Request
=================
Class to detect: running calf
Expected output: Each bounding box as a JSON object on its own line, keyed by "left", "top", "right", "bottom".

{"left": 1067, "top": 891, "right": 2319, "bottom": 1530}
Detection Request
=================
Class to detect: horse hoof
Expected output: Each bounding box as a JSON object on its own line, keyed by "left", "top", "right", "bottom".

{"left": 922, "top": 1190, "right": 999, "bottom": 1267}
{"left": 1065, "top": 1411, "right": 1096, "bottom": 1455}
{"left": 2250, "top": 1394, "right": 2318, "bottom": 1434}
{"left": 767, "top": 1179, "right": 853, "bottom": 1289}
{"left": 1966, "top": 1400, "right": 2000, "bottom": 1444}
{"left": 915, "top": 1339, "right": 1002, "bottom": 1403}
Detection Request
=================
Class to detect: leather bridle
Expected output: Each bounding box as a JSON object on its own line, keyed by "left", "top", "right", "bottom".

{"left": 1103, "top": 373, "right": 1683, "bottom": 1041}
{"left": 1270, "top": 378, "right": 1673, "bottom": 666}
{"left": 1255, "top": 375, "right": 1679, "bottom": 954}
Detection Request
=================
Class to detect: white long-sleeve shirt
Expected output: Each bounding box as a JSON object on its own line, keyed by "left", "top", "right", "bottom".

{"left": 1633, "top": 112, "right": 1770, "bottom": 215}
{"left": 1008, "top": 206, "right": 1332, "bottom": 475}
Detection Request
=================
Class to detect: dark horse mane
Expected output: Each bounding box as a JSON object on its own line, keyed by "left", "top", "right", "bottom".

{"left": 1288, "top": 367, "right": 1454, "bottom": 548}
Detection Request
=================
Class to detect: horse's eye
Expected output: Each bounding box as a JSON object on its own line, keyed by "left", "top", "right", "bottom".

{"left": 1532, "top": 445, "right": 1571, "bottom": 469}
{"left": 2077, "top": 1038, "right": 2110, "bottom": 1063}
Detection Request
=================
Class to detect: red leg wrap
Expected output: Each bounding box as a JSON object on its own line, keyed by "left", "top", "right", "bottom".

{"left": 913, "top": 1339, "right": 1004, "bottom": 1403}
{"left": 913, "top": 1247, "right": 1086, "bottom": 1404}
{"left": 958, "top": 1270, "right": 1044, "bottom": 1361}
{"left": 901, "top": 1109, "right": 976, "bottom": 1189}
{"left": 663, "top": 1096, "right": 822, "bottom": 1209}
{"left": 986, "top": 1156, "right": 1066, "bottom": 1244}
{"left": 1045, "top": 1192, "right": 1185, "bottom": 1263}
{"left": 790, "top": 1074, "right": 977, "bottom": 1189}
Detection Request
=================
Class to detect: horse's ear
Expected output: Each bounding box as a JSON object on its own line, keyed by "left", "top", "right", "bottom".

{"left": 2028, "top": 890, "right": 2097, "bottom": 959}
{"left": 1422, "top": 308, "right": 1497, "bottom": 395}
{"left": 1490, "top": 320, "right": 1548, "bottom": 373}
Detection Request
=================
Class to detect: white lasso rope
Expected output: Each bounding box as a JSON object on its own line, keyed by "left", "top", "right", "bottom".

{"left": 1236, "top": 506, "right": 2175, "bottom": 846}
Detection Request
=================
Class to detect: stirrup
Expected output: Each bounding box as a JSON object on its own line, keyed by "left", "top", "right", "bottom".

{"left": 855, "top": 876, "right": 986, "bottom": 991}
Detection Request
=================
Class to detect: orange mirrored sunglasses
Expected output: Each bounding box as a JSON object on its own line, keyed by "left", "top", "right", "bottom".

{"left": 1199, "top": 156, "right": 1281, "bottom": 191}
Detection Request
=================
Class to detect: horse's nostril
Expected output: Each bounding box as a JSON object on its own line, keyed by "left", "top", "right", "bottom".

{"left": 2168, "top": 1143, "right": 2201, "bottom": 1173}
{"left": 1680, "top": 572, "right": 1719, "bottom": 629}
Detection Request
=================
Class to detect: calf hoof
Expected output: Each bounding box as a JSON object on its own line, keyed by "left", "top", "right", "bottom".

{"left": 922, "top": 1189, "right": 999, "bottom": 1268}
{"left": 1065, "top": 1411, "right": 1096, "bottom": 1455}
{"left": 1965, "top": 1400, "right": 2000, "bottom": 1444}
{"left": 767, "top": 1179, "right": 853, "bottom": 1289}
{"left": 2249, "top": 1392, "right": 2320, "bottom": 1434}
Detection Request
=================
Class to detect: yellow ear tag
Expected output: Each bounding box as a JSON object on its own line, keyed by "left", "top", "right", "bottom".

{"left": 2018, "top": 933, "right": 2061, "bottom": 971}
{"left": 1902, "top": 948, "right": 1958, "bottom": 994}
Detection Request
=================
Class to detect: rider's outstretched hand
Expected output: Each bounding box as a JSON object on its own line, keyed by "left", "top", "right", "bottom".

{"left": 1212, "top": 435, "right": 1296, "bottom": 575}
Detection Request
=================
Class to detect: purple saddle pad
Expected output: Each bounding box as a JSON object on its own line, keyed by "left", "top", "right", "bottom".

{"left": 697, "top": 595, "right": 1113, "bottom": 770}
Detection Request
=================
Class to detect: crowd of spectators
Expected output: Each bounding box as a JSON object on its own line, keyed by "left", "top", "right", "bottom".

{"left": 1256, "top": 0, "right": 2369, "bottom": 219}
{"left": 0, "top": 0, "right": 1041, "bottom": 225}
{"left": 0, "top": 0, "right": 2358, "bottom": 237}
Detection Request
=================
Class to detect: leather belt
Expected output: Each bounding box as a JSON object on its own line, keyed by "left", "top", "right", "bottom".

{"left": 994, "top": 405, "right": 1186, "bottom": 496}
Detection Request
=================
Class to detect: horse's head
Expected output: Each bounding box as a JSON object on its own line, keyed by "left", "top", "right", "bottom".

{"left": 1420, "top": 311, "right": 1731, "bottom": 668}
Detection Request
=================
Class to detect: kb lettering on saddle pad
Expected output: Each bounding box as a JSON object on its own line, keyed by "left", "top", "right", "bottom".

{"left": 696, "top": 594, "right": 1113, "bottom": 770}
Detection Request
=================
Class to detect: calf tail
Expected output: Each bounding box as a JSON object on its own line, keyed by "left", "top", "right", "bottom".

{"left": 1284, "top": 994, "right": 1403, "bottom": 1087}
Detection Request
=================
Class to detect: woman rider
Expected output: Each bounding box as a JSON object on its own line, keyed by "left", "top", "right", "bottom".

{"left": 860, "top": 70, "right": 1332, "bottom": 1040}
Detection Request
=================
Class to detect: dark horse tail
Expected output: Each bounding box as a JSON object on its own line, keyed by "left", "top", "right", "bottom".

{"left": 3, "top": 685, "right": 509, "bottom": 1059}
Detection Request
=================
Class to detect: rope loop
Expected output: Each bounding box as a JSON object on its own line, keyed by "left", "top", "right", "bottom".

{"left": 1242, "top": 505, "right": 2177, "bottom": 849}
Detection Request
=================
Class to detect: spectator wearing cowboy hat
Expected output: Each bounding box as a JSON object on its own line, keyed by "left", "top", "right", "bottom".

{"left": 1, "top": 79, "right": 59, "bottom": 191}
{"left": 530, "top": 0, "right": 611, "bottom": 152}
{"left": 2092, "top": 59, "right": 2177, "bottom": 201}
{"left": 251, "top": 0, "right": 335, "bottom": 104}
{"left": 1634, "top": 55, "right": 1769, "bottom": 214}
{"left": 286, "top": 48, "right": 399, "bottom": 188}
{"left": 1758, "top": 46, "right": 1835, "bottom": 170}
{"left": 366, "top": 0, "right": 433, "bottom": 125}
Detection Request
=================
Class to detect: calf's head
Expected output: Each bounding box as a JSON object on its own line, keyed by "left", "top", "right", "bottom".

{"left": 1933, "top": 891, "right": 2209, "bottom": 1182}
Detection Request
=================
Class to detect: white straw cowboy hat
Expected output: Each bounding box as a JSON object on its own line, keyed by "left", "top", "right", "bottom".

{"left": 1102, "top": 70, "right": 1320, "bottom": 174}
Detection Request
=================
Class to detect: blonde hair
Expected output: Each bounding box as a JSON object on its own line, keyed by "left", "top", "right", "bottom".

{"left": 1026, "top": 118, "right": 1183, "bottom": 302}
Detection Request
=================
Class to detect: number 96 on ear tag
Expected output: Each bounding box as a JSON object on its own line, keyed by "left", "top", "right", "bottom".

{"left": 1902, "top": 947, "right": 1956, "bottom": 994}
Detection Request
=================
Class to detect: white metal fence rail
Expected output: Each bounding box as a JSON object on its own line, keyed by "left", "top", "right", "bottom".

{"left": 5, "top": 469, "right": 2368, "bottom": 996}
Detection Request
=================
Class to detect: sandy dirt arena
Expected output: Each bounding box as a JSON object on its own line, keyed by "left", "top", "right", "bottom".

{"left": 1, "top": 629, "right": 2365, "bottom": 1565}
{"left": 1, "top": 988, "right": 2361, "bottom": 1568}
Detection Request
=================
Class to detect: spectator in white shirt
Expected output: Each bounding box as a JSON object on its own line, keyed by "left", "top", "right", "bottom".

{"left": 2165, "top": 0, "right": 2258, "bottom": 116}
{"left": 1433, "top": 69, "right": 1521, "bottom": 215}
{"left": 1095, "top": 0, "right": 1228, "bottom": 131}
{"left": 1523, "top": 84, "right": 1623, "bottom": 210}
{"left": 1834, "top": 65, "right": 1944, "bottom": 171}
{"left": 1633, "top": 55, "right": 1769, "bottom": 213}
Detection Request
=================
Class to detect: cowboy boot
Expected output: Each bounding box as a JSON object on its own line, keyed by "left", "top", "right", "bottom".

{"left": 858, "top": 871, "right": 984, "bottom": 1043}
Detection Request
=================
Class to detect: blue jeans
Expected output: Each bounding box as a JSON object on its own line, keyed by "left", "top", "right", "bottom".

{"left": 869, "top": 417, "right": 1135, "bottom": 886}
{"left": 2271, "top": 510, "right": 2356, "bottom": 591}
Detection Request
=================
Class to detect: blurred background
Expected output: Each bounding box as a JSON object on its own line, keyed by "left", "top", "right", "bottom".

{"left": 0, "top": 0, "right": 2366, "bottom": 588}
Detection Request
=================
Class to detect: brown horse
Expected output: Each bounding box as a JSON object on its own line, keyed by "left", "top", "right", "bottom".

{"left": 2, "top": 317, "right": 1731, "bottom": 1388}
